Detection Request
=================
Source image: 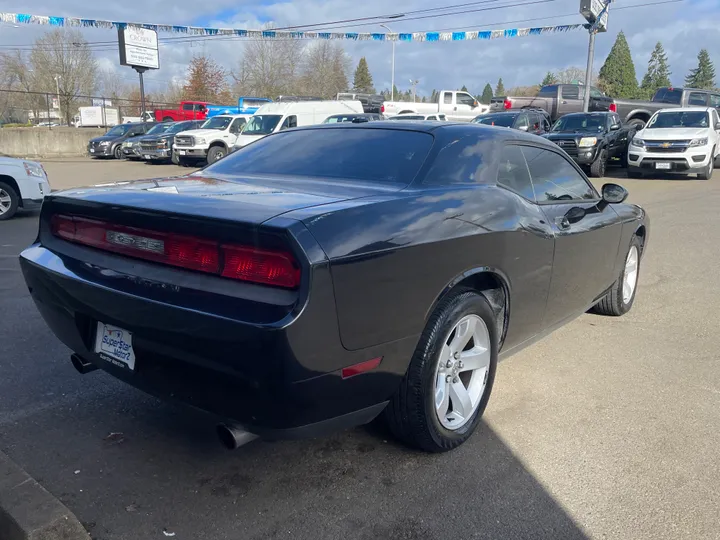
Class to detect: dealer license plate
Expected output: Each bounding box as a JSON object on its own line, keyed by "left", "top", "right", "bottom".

{"left": 94, "top": 322, "right": 136, "bottom": 370}
{"left": 144, "top": 154, "right": 152, "bottom": 159}
{"left": 655, "top": 162, "right": 671, "bottom": 170}
{"left": 177, "top": 150, "right": 186, "bottom": 155}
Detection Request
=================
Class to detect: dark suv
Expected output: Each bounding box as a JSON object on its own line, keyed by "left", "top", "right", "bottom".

{"left": 472, "top": 109, "right": 551, "bottom": 135}
{"left": 87, "top": 122, "right": 154, "bottom": 160}
{"left": 138, "top": 120, "right": 204, "bottom": 164}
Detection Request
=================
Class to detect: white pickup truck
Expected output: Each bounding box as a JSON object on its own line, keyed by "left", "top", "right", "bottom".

{"left": 173, "top": 114, "right": 252, "bottom": 165}
{"left": 0, "top": 156, "right": 51, "bottom": 220}
{"left": 382, "top": 90, "right": 489, "bottom": 121}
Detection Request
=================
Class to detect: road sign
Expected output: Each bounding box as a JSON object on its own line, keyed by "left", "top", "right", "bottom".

{"left": 118, "top": 27, "right": 159, "bottom": 70}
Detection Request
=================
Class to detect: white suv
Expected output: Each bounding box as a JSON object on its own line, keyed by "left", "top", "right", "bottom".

{"left": 173, "top": 114, "right": 251, "bottom": 166}
{"left": 628, "top": 107, "right": 720, "bottom": 179}
{"left": 0, "top": 157, "right": 51, "bottom": 220}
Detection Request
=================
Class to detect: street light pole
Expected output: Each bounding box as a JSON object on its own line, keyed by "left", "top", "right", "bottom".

{"left": 380, "top": 24, "right": 395, "bottom": 101}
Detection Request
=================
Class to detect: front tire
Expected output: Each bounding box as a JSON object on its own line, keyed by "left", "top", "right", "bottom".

{"left": 589, "top": 149, "right": 608, "bottom": 178}
{"left": 592, "top": 236, "right": 642, "bottom": 316}
{"left": 113, "top": 145, "right": 122, "bottom": 160}
{"left": 0, "top": 181, "right": 20, "bottom": 221}
{"left": 385, "top": 289, "right": 498, "bottom": 452}
{"left": 206, "top": 146, "right": 226, "bottom": 165}
{"left": 171, "top": 151, "right": 179, "bottom": 165}
{"left": 697, "top": 150, "right": 714, "bottom": 180}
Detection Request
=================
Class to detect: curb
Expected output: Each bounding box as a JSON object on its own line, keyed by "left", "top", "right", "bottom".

{"left": 0, "top": 452, "right": 90, "bottom": 540}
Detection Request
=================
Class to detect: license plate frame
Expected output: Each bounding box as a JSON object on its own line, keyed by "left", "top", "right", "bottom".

{"left": 655, "top": 162, "right": 672, "bottom": 170}
{"left": 177, "top": 150, "right": 186, "bottom": 155}
{"left": 94, "top": 322, "right": 136, "bottom": 371}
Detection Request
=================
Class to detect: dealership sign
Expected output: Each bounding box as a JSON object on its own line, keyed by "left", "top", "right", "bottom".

{"left": 118, "top": 26, "right": 159, "bottom": 70}
{"left": 580, "top": 0, "right": 609, "bottom": 32}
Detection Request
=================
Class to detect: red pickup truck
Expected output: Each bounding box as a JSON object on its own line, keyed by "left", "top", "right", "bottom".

{"left": 154, "top": 101, "right": 211, "bottom": 122}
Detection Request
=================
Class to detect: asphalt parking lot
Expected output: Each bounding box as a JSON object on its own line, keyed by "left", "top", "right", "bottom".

{"left": 2, "top": 159, "right": 720, "bottom": 540}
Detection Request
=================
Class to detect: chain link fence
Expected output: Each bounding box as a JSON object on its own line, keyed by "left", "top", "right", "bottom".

{"left": 0, "top": 88, "right": 179, "bottom": 128}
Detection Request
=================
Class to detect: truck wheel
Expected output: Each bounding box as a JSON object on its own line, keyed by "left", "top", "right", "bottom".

{"left": 113, "top": 145, "right": 122, "bottom": 160}
{"left": 627, "top": 118, "right": 647, "bottom": 130}
{"left": 697, "top": 150, "right": 714, "bottom": 180}
{"left": 384, "top": 289, "right": 498, "bottom": 452}
{"left": 589, "top": 149, "right": 608, "bottom": 178}
{"left": 0, "top": 181, "right": 20, "bottom": 221}
{"left": 163, "top": 116, "right": 174, "bottom": 122}
{"left": 206, "top": 146, "right": 226, "bottom": 165}
{"left": 171, "top": 151, "right": 179, "bottom": 165}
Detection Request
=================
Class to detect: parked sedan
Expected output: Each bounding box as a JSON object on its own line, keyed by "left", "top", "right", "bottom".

{"left": 21, "top": 123, "right": 648, "bottom": 453}
{"left": 543, "top": 112, "right": 636, "bottom": 177}
{"left": 627, "top": 107, "right": 720, "bottom": 179}
{"left": 472, "top": 109, "right": 551, "bottom": 135}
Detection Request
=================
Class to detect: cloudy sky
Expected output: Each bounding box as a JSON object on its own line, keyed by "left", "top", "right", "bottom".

{"left": 0, "top": 0, "right": 716, "bottom": 98}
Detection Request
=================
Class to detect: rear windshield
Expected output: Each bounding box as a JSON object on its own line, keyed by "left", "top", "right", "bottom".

{"left": 652, "top": 88, "right": 683, "bottom": 104}
{"left": 205, "top": 128, "right": 433, "bottom": 185}
{"left": 473, "top": 114, "right": 516, "bottom": 127}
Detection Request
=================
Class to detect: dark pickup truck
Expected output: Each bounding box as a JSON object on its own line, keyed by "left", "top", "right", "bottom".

{"left": 490, "top": 84, "right": 615, "bottom": 121}
{"left": 542, "top": 111, "right": 636, "bottom": 178}
{"left": 614, "top": 87, "right": 720, "bottom": 129}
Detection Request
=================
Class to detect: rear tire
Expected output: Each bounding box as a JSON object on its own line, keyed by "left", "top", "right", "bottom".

{"left": 697, "top": 150, "right": 714, "bottom": 180}
{"left": 592, "top": 236, "right": 642, "bottom": 317}
{"left": 113, "top": 145, "right": 122, "bottom": 160}
{"left": 589, "top": 149, "right": 608, "bottom": 178}
{"left": 385, "top": 289, "right": 498, "bottom": 452}
{"left": 0, "top": 181, "right": 20, "bottom": 221}
{"left": 163, "top": 116, "right": 174, "bottom": 122}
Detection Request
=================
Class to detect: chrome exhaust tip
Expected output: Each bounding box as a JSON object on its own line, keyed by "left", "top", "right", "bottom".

{"left": 216, "top": 423, "right": 258, "bottom": 450}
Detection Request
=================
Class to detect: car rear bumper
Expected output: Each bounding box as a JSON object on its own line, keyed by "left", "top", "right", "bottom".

{"left": 19, "top": 243, "right": 414, "bottom": 438}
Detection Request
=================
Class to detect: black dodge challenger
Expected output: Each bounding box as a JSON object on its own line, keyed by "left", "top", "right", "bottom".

{"left": 20, "top": 122, "right": 649, "bottom": 452}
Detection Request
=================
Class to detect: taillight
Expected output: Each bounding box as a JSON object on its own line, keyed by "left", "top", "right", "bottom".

{"left": 50, "top": 215, "right": 300, "bottom": 289}
{"left": 609, "top": 102, "right": 617, "bottom": 112}
{"left": 381, "top": 104, "right": 385, "bottom": 113}
{"left": 503, "top": 98, "right": 512, "bottom": 110}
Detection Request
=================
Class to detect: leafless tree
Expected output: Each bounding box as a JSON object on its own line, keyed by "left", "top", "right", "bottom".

{"left": 97, "top": 69, "right": 130, "bottom": 102}
{"left": 0, "top": 50, "right": 45, "bottom": 123}
{"left": 557, "top": 66, "right": 599, "bottom": 86}
{"left": 29, "top": 29, "right": 98, "bottom": 125}
{"left": 232, "top": 38, "right": 305, "bottom": 98}
{"left": 298, "top": 41, "right": 350, "bottom": 99}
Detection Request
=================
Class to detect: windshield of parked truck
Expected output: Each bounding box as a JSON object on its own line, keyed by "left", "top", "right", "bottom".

{"left": 551, "top": 114, "right": 605, "bottom": 133}
{"left": 472, "top": 114, "right": 517, "bottom": 127}
{"left": 652, "top": 88, "right": 683, "bottom": 104}
{"left": 241, "top": 115, "right": 283, "bottom": 135}
{"left": 167, "top": 121, "right": 198, "bottom": 133}
{"left": 647, "top": 111, "right": 709, "bottom": 129}
{"left": 200, "top": 116, "right": 233, "bottom": 130}
{"left": 146, "top": 123, "right": 172, "bottom": 135}
{"left": 105, "top": 124, "right": 131, "bottom": 137}
{"left": 207, "top": 128, "right": 433, "bottom": 185}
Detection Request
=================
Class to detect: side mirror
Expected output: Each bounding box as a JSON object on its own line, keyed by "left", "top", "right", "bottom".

{"left": 473, "top": 101, "right": 478, "bottom": 108}
{"left": 715, "top": 122, "right": 720, "bottom": 130}
{"left": 602, "top": 183, "right": 628, "bottom": 204}
{"left": 610, "top": 124, "right": 621, "bottom": 131}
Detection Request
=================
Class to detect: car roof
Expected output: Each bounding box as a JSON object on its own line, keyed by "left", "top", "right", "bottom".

{"left": 561, "top": 111, "right": 612, "bottom": 117}
{"left": 655, "top": 107, "right": 712, "bottom": 113}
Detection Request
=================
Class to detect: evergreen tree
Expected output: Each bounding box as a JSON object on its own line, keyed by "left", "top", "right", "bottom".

{"left": 352, "top": 57, "right": 375, "bottom": 93}
{"left": 495, "top": 78, "right": 506, "bottom": 96}
{"left": 480, "top": 83, "right": 493, "bottom": 104}
{"left": 541, "top": 72, "right": 558, "bottom": 86}
{"left": 460, "top": 84, "right": 469, "bottom": 92}
{"left": 640, "top": 42, "right": 672, "bottom": 97}
{"left": 685, "top": 49, "right": 716, "bottom": 89}
{"left": 430, "top": 89, "right": 439, "bottom": 103}
{"left": 598, "top": 31, "right": 639, "bottom": 98}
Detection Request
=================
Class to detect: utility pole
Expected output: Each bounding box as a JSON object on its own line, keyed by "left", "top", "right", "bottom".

{"left": 53, "top": 75, "right": 61, "bottom": 125}
{"left": 380, "top": 24, "right": 396, "bottom": 101}
{"left": 134, "top": 67, "right": 147, "bottom": 122}
{"left": 581, "top": 0, "right": 612, "bottom": 112}
{"left": 410, "top": 79, "right": 419, "bottom": 103}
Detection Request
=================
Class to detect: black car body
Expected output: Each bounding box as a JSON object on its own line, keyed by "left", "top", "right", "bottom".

{"left": 21, "top": 123, "right": 649, "bottom": 451}
{"left": 543, "top": 112, "right": 636, "bottom": 177}
{"left": 614, "top": 86, "right": 720, "bottom": 129}
{"left": 88, "top": 122, "right": 154, "bottom": 159}
{"left": 138, "top": 120, "right": 204, "bottom": 162}
{"left": 472, "top": 109, "right": 551, "bottom": 135}
{"left": 322, "top": 113, "right": 384, "bottom": 124}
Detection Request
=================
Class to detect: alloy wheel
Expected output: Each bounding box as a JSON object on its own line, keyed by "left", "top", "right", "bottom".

{"left": 433, "top": 314, "right": 491, "bottom": 430}
{"left": 0, "top": 188, "right": 11, "bottom": 215}
{"left": 623, "top": 246, "right": 639, "bottom": 304}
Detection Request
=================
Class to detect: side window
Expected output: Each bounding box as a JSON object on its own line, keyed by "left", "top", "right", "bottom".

{"left": 438, "top": 114, "right": 447, "bottom": 121}
{"left": 688, "top": 92, "right": 709, "bottom": 106}
{"left": 515, "top": 114, "right": 529, "bottom": 130}
{"left": 522, "top": 146, "right": 597, "bottom": 202}
{"left": 422, "top": 135, "right": 490, "bottom": 186}
{"left": 230, "top": 118, "right": 246, "bottom": 133}
{"left": 194, "top": 104, "right": 207, "bottom": 111}
{"left": 456, "top": 93, "right": 476, "bottom": 107}
{"left": 427, "top": 115, "right": 437, "bottom": 120}
{"left": 280, "top": 115, "right": 297, "bottom": 130}
{"left": 710, "top": 94, "right": 720, "bottom": 109}
{"left": 443, "top": 92, "right": 453, "bottom": 105}
{"left": 537, "top": 85, "right": 557, "bottom": 97}
{"left": 182, "top": 103, "right": 194, "bottom": 111}
{"left": 561, "top": 85, "right": 580, "bottom": 100}
{"left": 496, "top": 145, "right": 535, "bottom": 201}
